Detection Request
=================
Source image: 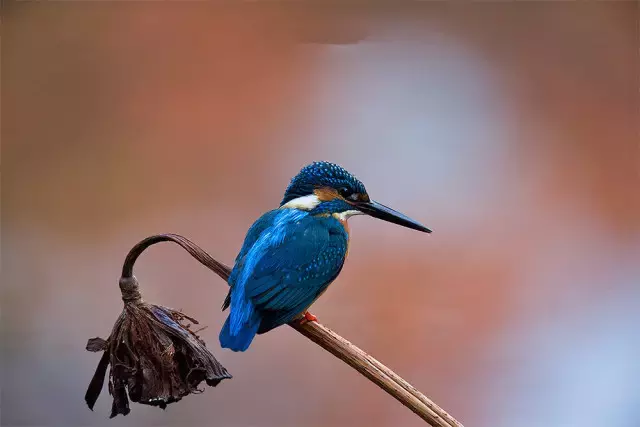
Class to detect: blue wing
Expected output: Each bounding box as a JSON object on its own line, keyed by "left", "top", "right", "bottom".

{"left": 222, "top": 209, "right": 281, "bottom": 309}
{"left": 247, "top": 216, "right": 348, "bottom": 333}
{"left": 220, "top": 209, "right": 348, "bottom": 350}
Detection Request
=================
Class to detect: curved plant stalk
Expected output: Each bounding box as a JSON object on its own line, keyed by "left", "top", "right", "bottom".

{"left": 115, "top": 233, "right": 463, "bottom": 427}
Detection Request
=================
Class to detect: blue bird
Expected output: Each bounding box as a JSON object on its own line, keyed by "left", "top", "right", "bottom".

{"left": 219, "top": 161, "right": 431, "bottom": 351}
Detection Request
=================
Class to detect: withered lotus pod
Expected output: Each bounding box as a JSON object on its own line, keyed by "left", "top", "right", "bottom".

{"left": 85, "top": 275, "right": 231, "bottom": 418}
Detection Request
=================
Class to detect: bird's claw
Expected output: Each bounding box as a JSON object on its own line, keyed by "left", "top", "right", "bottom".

{"left": 298, "top": 311, "right": 318, "bottom": 325}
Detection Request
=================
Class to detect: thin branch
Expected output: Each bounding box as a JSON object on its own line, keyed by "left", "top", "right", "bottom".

{"left": 289, "top": 323, "right": 463, "bottom": 427}
{"left": 122, "top": 234, "right": 464, "bottom": 427}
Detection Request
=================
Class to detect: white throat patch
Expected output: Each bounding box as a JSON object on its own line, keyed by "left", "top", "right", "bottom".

{"left": 333, "top": 210, "right": 363, "bottom": 221}
{"left": 281, "top": 194, "right": 321, "bottom": 210}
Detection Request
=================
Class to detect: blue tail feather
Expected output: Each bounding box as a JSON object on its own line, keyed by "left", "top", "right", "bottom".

{"left": 219, "top": 312, "right": 261, "bottom": 352}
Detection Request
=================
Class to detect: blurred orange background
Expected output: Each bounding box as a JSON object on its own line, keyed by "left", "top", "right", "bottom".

{"left": 2, "top": 2, "right": 639, "bottom": 427}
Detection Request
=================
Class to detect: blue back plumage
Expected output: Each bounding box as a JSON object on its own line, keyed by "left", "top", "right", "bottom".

{"left": 220, "top": 208, "right": 349, "bottom": 351}
{"left": 228, "top": 209, "right": 307, "bottom": 335}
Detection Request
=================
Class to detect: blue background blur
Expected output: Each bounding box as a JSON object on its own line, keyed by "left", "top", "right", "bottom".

{"left": 2, "top": 2, "right": 639, "bottom": 427}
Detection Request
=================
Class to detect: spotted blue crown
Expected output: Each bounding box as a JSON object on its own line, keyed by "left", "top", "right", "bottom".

{"left": 280, "top": 161, "right": 367, "bottom": 206}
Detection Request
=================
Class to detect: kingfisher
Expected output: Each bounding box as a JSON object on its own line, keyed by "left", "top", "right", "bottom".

{"left": 219, "top": 161, "right": 431, "bottom": 351}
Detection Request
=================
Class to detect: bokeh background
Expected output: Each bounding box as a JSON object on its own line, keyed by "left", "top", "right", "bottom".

{"left": 2, "top": 2, "right": 639, "bottom": 427}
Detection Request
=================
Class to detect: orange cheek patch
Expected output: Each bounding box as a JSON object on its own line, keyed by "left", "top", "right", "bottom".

{"left": 356, "top": 193, "right": 370, "bottom": 202}
{"left": 314, "top": 187, "right": 340, "bottom": 202}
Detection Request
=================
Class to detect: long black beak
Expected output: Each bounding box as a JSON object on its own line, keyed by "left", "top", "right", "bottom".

{"left": 356, "top": 200, "right": 432, "bottom": 233}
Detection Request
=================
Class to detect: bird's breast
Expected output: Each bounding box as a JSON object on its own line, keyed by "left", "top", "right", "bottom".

{"left": 331, "top": 213, "right": 351, "bottom": 258}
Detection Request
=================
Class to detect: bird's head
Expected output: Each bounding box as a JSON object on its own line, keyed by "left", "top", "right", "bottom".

{"left": 280, "top": 161, "right": 431, "bottom": 233}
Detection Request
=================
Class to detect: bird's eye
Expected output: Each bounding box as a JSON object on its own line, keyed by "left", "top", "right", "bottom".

{"left": 338, "top": 187, "right": 352, "bottom": 198}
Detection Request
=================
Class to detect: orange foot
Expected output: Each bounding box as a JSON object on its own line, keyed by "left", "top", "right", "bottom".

{"left": 298, "top": 311, "right": 318, "bottom": 325}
